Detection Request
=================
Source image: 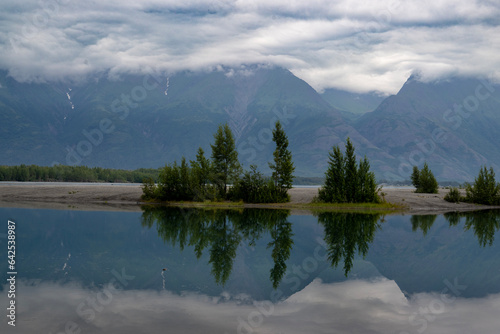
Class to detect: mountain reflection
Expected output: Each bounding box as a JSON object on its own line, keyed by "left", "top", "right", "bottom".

{"left": 444, "top": 210, "right": 500, "bottom": 247}
{"left": 315, "top": 212, "right": 383, "bottom": 276}
{"left": 141, "top": 207, "right": 293, "bottom": 287}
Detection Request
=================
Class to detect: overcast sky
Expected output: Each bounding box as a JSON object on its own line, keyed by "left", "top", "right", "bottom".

{"left": 1, "top": 0, "right": 499, "bottom": 94}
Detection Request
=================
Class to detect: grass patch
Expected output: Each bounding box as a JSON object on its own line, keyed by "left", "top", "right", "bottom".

{"left": 139, "top": 198, "right": 405, "bottom": 214}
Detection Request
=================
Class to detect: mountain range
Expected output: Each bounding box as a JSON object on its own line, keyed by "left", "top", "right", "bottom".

{"left": 0, "top": 66, "right": 499, "bottom": 182}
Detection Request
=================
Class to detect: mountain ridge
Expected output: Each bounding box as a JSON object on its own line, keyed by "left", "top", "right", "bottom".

{"left": 0, "top": 68, "right": 499, "bottom": 182}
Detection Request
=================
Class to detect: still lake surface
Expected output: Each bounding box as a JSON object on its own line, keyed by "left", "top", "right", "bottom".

{"left": 1, "top": 206, "right": 499, "bottom": 333}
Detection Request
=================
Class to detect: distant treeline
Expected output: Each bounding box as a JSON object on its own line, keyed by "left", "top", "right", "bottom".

{"left": 0, "top": 164, "right": 323, "bottom": 185}
{"left": 0, "top": 164, "right": 160, "bottom": 183}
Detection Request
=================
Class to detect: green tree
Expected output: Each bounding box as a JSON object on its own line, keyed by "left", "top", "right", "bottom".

{"left": 318, "top": 145, "right": 345, "bottom": 203}
{"left": 269, "top": 121, "right": 295, "bottom": 202}
{"left": 156, "top": 159, "right": 193, "bottom": 201}
{"left": 318, "top": 138, "right": 379, "bottom": 203}
{"left": 210, "top": 123, "right": 241, "bottom": 198}
{"left": 465, "top": 166, "right": 500, "bottom": 205}
{"left": 419, "top": 163, "right": 438, "bottom": 193}
{"left": 230, "top": 165, "right": 275, "bottom": 203}
{"left": 412, "top": 163, "right": 438, "bottom": 193}
{"left": 444, "top": 187, "right": 461, "bottom": 203}
{"left": 344, "top": 138, "right": 358, "bottom": 202}
{"left": 356, "top": 156, "right": 378, "bottom": 203}
{"left": 411, "top": 166, "right": 420, "bottom": 190}
{"left": 190, "top": 147, "right": 214, "bottom": 201}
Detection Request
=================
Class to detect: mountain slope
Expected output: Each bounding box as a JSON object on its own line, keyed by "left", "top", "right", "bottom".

{"left": 0, "top": 67, "right": 382, "bottom": 177}
{"left": 320, "top": 88, "right": 386, "bottom": 120}
{"left": 1, "top": 69, "right": 500, "bottom": 182}
{"left": 356, "top": 76, "right": 500, "bottom": 181}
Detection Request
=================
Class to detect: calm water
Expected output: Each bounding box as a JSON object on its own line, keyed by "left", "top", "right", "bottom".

{"left": 1, "top": 207, "right": 499, "bottom": 333}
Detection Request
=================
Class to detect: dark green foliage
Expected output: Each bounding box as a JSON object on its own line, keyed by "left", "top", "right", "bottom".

{"left": 156, "top": 158, "right": 194, "bottom": 201}
{"left": 318, "top": 146, "right": 345, "bottom": 203}
{"left": 267, "top": 214, "right": 293, "bottom": 289}
{"left": 412, "top": 163, "right": 438, "bottom": 193}
{"left": 210, "top": 123, "right": 241, "bottom": 198}
{"left": 0, "top": 164, "right": 159, "bottom": 183}
{"left": 229, "top": 165, "right": 277, "bottom": 203}
{"left": 411, "top": 215, "right": 438, "bottom": 236}
{"left": 141, "top": 177, "right": 158, "bottom": 200}
{"left": 411, "top": 166, "right": 420, "bottom": 190}
{"left": 141, "top": 123, "right": 295, "bottom": 204}
{"left": 443, "top": 210, "right": 500, "bottom": 247}
{"left": 444, "top": 187, "right": 462, "bottom": 203}
{"left": 269, "top": 121, "right": 295, "bottom": 202}
{"left": 344, "top": 138, "right": 358, "bottom": 201}
{"left": 316, "top": 212, "right": 382, "bottom": 276}
{"left": 465, "top": 166, "right": 500, "bottom": 205}
{"left": 318, "top": 138, "right": 379, "bottom": 203}
{"left": 190, "top": 147, "right": 216, "bottom": 201}
{"left": 356, "top": 156, "right": 379, "bottom": 203}
{"left": 141, "top": 207, "right": 292, "bottom": 287}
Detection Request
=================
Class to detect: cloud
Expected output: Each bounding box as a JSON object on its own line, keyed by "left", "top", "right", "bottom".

{"left": 0, "top": 0, "right": 499, "bottom": 93}
{"left": 2, "top": 277, "right": 500, "bottom": 333}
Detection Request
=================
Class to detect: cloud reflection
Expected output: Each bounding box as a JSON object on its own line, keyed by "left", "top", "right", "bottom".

{"left": 3, "top": 277, "right": 500, "bottom": 333}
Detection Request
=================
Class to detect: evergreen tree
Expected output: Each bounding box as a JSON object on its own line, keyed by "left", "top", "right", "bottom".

{"left": 414, "top": 162, "right": 438, "bottom": 193}
{"left": 318, "top": 145, "right": 345, "bottom": 203}
{"left": 210, "top": 123, "right": 241, "bottom": 198}
{"left": 344, "top": 138, "right": 358, "bottom": 202}
{"left": 191, "top": 147, "right": 211, "bottom": 186}
{"left": 356, "top": 156, "right": 378, "bottom": 203}
{"left": 190, "top": 147, "right": 213, "bottom": 200}
{"left": 465, "top": 166, "right": 500, "bottom": 205}
{"left": 411, "top": 166, "right": 420, "bottom": 190}
{"left": 319, "top": 138, "right": 379, "bottom": 204}
{"left": 269, "top": 121, "right": 295, "bottom": 202}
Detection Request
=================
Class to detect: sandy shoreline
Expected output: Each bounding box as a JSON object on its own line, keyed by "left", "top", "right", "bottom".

{"left": 0, "top": 183, "right": 498, "bottom": 214}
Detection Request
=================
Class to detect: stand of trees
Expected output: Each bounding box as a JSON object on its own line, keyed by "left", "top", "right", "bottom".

{"left": 0, "top": 164, "right": 159, "bottom": 183}
{"left": 318, "top": 138, "right": 380, "bottom": 203}
{"left": 444, "top": 166, "right": 500, "bottom": 205}
{"left": 465, "top": 166, "right": 500, "bottom": 205}
{"left": 143, "top": 121, "right": 296, "bottom": 203}
{"left": 411, "top": 163, "right": 438, "bottom": 193}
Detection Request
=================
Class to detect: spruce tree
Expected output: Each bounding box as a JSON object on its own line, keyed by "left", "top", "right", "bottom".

{"left": 210, "top": 123, "right": 241, "bottom": 198}
{"left": 465, "top": 166, "right": 500, "bottom": 205}
{"left": 318, "top": 145, "right": 345, "bottom": 203}
{"left": 191, "top": 148, "right": 211, "bottom": 186}
{"left": 415, "top": 163, "right": 438, "bottom": 193}
{"left": 269, "top": 121, "right": 295, "bottom": 202}
{"left": 411, "top": 166, "right": 420, "bottom": 190}
{"left": 319, "top": 138, "right": 379, "bottom": 204}
{"left": 344, "top": 138, "right": 358, "bottom": 202}
{"left": 356, "top": 156, "right": 378, "bottom": 203}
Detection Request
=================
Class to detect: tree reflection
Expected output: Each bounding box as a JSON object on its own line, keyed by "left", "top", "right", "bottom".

{"left": 141, "top": 206, "right": 292, "bottom": 287}
{"left": 316, "top": 212, "right": 383, "bottom": 276}
{"left": 444, "top": 210, "right": 500, "bottom": 247}
{"left": 411, "top": 215, "right": 438, "bottom": 236}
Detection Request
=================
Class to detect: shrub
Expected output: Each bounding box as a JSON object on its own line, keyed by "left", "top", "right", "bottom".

{"left": 444, "top": 187, "right": 461, "bottom": 203}
{"left": 141, "top": 177, "right": 158, "bottom": 200}
{"left": 412, "top": 163, "right": 438, "bottom": 194}
{"left": 465, "top": 166, "right": 500, "bottom": 205}
{"left": 229, "top": 165, "right": 280, "bottom": 203}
